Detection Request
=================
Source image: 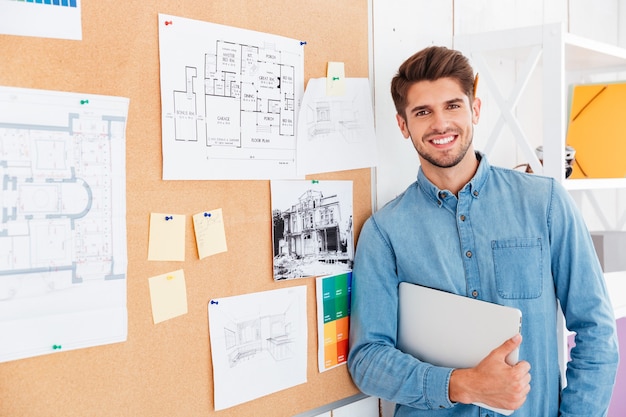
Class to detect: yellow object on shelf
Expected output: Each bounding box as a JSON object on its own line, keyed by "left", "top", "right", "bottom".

{"left": 566, "top": 82, "right": 626, "bottom": 179}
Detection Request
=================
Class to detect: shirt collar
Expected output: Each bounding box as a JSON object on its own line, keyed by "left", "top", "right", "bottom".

{"left": 417, "top": 151, "right": 490, "bottom": 206}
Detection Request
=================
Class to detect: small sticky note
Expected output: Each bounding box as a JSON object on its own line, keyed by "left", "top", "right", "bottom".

{"left": 148, "top": 213, "right": 185, "bottom": 261}
{"left": 192, "top": 208, "right": 228, "bottom": 259}
{"left": 326, "top": 61, "right": 346, "bottom": 96}
{"left": 148, "top": 269, "right": 188, "bottom": 324}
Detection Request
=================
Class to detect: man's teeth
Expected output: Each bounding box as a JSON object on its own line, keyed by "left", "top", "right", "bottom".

{"left": 432, "top": 136, "right": 454, "bottom": 145}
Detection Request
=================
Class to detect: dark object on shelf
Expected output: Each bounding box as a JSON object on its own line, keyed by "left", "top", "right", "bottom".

{"left": 513, "top": 145, "right": 576, "bottom": 178}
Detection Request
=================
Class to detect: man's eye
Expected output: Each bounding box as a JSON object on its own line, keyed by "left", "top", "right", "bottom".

{"left": 415, "top": 110, "right": 429, "bottom": 117}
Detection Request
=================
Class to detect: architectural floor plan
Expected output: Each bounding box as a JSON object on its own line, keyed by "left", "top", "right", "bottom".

{"left": 159, "top": 14, "right": 304, "bottom": 180}
{"left": 0, "top": 86, "right": 128, "bottom": 363}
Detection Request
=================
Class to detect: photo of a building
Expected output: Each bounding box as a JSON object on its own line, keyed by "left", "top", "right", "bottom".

{"left": 271, "top": 180, "right": 353, "bottom": 280}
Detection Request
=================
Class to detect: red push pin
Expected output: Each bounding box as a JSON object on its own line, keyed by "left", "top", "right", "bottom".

{"left": 165, "top": 20, "right": 173, "bottom": 26}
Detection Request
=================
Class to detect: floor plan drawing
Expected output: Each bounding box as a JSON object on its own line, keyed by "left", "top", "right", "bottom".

{"left": 159, "top": 13, "right": 304, "bottom": 180}
{"left": 0, "top": 86, "right": 128, "bottom": 363}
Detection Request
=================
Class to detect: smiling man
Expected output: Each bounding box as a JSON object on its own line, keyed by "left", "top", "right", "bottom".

{"left": 347, "top": 46, "right": 619, "bottom": 416}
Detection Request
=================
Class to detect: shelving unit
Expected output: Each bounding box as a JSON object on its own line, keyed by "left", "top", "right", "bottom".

{"left": 454, "top": 22, "right": 626, "bottom": 385}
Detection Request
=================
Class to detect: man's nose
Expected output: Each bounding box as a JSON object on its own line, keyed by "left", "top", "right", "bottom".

{"left": 430, "top": 111, "right": 449, "bottom": 132}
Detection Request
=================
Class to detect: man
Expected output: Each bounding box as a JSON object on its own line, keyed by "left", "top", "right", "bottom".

{"left": 347, "top": 46, "right": 619, "bottom": 416}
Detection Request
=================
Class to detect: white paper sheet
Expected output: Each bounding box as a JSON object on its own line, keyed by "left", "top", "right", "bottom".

{"left": 296, "top": 78, "right": 378, "bottom": 175}
{"left": 158, "top": 13, "right": 304, "bottom": 180}
{"left": 0, "top": 86, "right": 128, "bottom": 363}
{"left": 0, "top": 0, "right": 82, "bottom": 40}
{"left": 208, "top": 286, "right": 307, "bottom": 410}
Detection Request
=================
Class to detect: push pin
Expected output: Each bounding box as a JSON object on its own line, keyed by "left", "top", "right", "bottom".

{"left": 80, "top": 99, "right": 89, "bottom": 105}
{"left": 204, "top": 212, "right": 211, "bottom": 217}
{"left": 165, "top": 215, "right": 173, "bottom": 221}
{"left": 210, "top": 300, "right": 219, "bottom": 305}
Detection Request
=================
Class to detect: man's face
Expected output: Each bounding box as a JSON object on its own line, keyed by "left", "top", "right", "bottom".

{"left": 396, "top": 77, "right": 480, "bottom": 170}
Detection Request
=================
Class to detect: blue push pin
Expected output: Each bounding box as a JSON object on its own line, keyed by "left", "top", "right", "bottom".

{"left": 210, "top": 300, "right": 219, "bottom": 305}
{"left": 204, "top": 212, "right": 211, "bottom": 217}
{"left": 300, "top": 41, "right": 307, "bottom": 46}
{"left": 165, "top": 215, "right": 173, "bottom": 221}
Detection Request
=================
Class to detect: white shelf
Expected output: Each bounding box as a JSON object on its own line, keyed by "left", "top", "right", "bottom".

{"left": 563, "top": 31, "right": 626, "bottom": 73}
{"left": 564, "top": 178, "right": 626, "bottom": 191}
{"left": 605, "top": 271, "right": 626, "bottom": 320}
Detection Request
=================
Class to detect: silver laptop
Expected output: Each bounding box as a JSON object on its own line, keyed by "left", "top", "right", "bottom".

{"left": 397, "top": 282, "right": 522, "bottom": 415}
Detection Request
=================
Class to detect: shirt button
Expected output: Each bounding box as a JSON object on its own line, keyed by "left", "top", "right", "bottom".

{"left": 439, "top": 191, "right": 447, "bottom": 199}
{"left": 466, "top": 251, "right": 472, "bottom": 258}
{"left": 460, "top": 215, "right": 466, "bottom": 221}
{"left": 472, "top": 290, "right": 479, "bottom": 298}
{"left": 473, "top": 190, "right": 479, "bottom": 197}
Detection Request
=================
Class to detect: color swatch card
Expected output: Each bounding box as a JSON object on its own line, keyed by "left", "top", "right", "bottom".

{"left": 148, "top": 269, "right": 188, "bottom": 324}
{"left": 192, "top": 208, "right": 227, "bottom": 259}
{"left": 148, "top": 213, "right": 185, "bottom": 261}
{"left": 316, "top": 271, "right": 352, "bottom": 372}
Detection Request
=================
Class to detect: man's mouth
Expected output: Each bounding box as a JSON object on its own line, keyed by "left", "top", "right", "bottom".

{"left": 431, "top": 135, "right": 455, "bottom": 145}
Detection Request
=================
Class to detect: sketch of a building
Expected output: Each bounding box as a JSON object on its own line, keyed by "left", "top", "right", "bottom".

{"left": 273, "top": 188, "right": 353, "bottom": 280}
{"left": 223, "top": 310, "right": 294, "bottom": 368}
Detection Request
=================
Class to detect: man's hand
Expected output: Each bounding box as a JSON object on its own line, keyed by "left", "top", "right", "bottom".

{"left": 448, "top": 334, "right": 531, "bottom": 410}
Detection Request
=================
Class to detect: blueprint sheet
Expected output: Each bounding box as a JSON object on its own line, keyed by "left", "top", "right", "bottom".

{"left": 158, "top": 13, "right": 305, "bottom": 180}
{"left": 0, "top": 86, "right": 128, "bottom": 363}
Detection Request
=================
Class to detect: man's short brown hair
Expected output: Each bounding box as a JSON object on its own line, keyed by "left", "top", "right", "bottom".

{"left": 391, "top": 46, "right": 476, "bottom": 120}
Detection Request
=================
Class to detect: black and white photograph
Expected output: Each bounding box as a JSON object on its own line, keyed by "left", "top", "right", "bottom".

{"left": 271, "top": 180, "right": 354, "bottom": 281}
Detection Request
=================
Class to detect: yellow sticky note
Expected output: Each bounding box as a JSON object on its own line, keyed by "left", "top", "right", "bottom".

{"left": 192, "top": 208, "right": 227, "bottom": 259}
{"left": 148, "top": 213, "right": 185, "bottom": 261}
{"left": 148, "top": 269, "right": 188, "bottom": 324}
{"left": 326, "top": 61, "right": 346, "bottom": 96}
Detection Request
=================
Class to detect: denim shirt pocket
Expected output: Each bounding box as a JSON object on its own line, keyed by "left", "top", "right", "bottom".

{"left": 492, "top": 238, "right": 543, "bottom": 299}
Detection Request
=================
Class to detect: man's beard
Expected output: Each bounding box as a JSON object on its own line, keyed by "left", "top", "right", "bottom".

{"left": 413, "top": 126, "right": 473, "bottom": 168}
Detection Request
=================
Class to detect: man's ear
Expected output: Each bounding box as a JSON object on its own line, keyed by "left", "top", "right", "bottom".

{"left": 472, "top": 97, "right": 482, "bottom": 124}
{"left": 396, "top": 113, "right": 410, "bottom": 139}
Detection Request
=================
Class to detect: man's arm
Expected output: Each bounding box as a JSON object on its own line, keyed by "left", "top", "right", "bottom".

{"left": 548, "top": 181, "right": 619, "bottom": 416}
{"left": 347, "top": 217, "right": 455, "bottom": 410}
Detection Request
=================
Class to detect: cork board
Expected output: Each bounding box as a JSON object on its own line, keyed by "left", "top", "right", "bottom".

{"left": 0, "top": 1, "right": 371, "bottom": 416}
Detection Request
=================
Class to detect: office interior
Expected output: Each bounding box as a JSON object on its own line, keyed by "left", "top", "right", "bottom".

{"left": 1, "top": 1, "right": 625, "bottom": 416}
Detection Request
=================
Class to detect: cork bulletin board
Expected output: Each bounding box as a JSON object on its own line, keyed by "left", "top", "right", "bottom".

{"left": 0, "top": 1, "right": 371, "bottom": 416}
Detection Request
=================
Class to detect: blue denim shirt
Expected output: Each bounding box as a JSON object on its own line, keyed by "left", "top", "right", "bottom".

{"left": 348, "top": 154, "right": 618, "bottom": 416}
